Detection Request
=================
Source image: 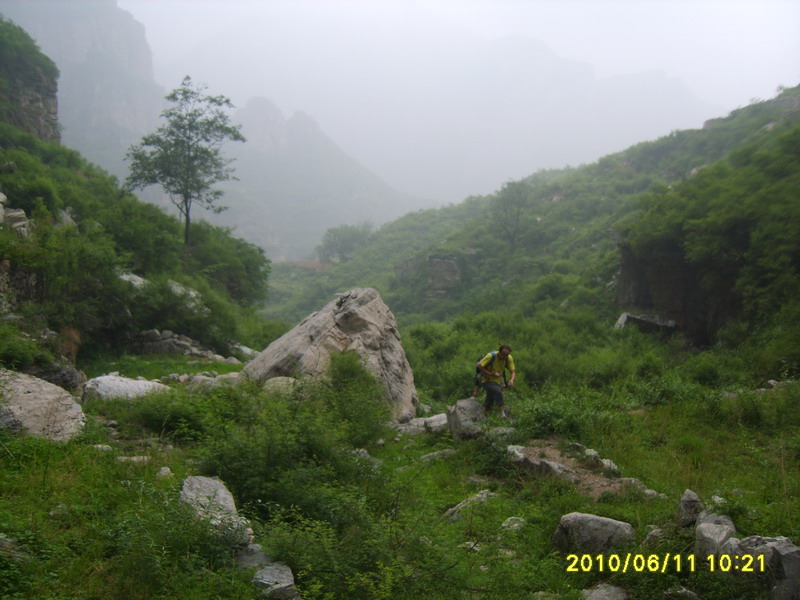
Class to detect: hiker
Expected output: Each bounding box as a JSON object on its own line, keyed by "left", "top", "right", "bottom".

{"left": 474, "top": 345, "right": 516, "bottom": 418}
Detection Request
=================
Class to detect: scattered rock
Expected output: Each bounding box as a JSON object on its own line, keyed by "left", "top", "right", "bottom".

{"left": 420, "top": 448, "right": 457, "bottom": 462}
{"left": 0, "top": 370, "right": 86, "bottom": 442}
{"left": 252, "top": 561, "right": 303, "bottom": 599}
{"left": 678, "top": 489, "right": 703, "bottom": 526}
{"left": 552, "top": 512, "right": 635, "bottom": 553}
{"left": 446, "top": 398, "right": 485, "bottom": 440}
{"left": 501, "top": 517, "right": 526, "bottom": 531}
{"left": 722, "top": 535, "right": 800, "bottom": 600}
{"left": 444, "top": 489, "right": 497, "bottom": 521}
{"left": 663, "top": 585, "right": 701, "bottom": 599}
{"left": 82, "top": 374, "right": 169, "bottom": 402}
{"left": 582, "top": 583, "right": 629, "bottom": 599}
{"left": 180, "top": 476, "right": 254, "bottom": 546}
{"left": 614, "top": 312, "right": 677, "bottom": 335}
{"left": 507, "top": 445, "right": 579, "bottom": 484}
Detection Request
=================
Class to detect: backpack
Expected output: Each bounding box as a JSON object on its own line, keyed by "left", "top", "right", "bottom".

{"left": 474, "top": 351, "right": 509, "bottom": 387}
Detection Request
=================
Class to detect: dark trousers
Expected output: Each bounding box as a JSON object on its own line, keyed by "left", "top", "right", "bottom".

{"left": 482, "top": 382, "right": 504, "bottom": 410}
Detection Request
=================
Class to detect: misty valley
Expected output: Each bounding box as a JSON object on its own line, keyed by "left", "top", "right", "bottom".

{"left": 0, "top": 3, "right": 798, "bottom": 600}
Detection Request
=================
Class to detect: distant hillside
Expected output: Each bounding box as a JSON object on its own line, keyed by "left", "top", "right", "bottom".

{"left": 0, "top": 3, "right": 426, "bottom": 259}
{"left": 159, "top": 2, "right": 721, "bottom": 201}
{"left": 0, "top": 16, "right": 58, "bottom": 142}
{"left": 0, "top": 0, "right": 164, "bottom": 179}
{"left": 264, "top": 86, "right": 800, "bottom": 349}
{"left": 209, "top": 97, "right": 427, "bottom": 260}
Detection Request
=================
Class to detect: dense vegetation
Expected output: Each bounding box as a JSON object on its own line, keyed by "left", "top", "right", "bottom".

{"left": 0, "top": 121, "right": 273, "bottom": 361}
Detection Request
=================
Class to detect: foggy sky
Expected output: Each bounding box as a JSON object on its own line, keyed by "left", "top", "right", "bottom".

{"left": 116, "top": 0, "right": 799, "bottom": 201}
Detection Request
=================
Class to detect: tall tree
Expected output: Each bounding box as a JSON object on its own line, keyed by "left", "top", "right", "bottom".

{"left": 125, "top": 76, "right": 245, "bottom": 245}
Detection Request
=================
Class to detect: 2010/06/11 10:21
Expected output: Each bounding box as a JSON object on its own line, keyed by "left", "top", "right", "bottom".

{"left": 565, "top": 553, "right": 767, "bottom": 573}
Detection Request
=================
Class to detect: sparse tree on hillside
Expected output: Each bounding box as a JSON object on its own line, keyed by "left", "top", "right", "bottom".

{"left": 124, "top": 76, "right": 245, "bottom": 245}
{"left": 317, "top": 222, "right": 374, "bottom": 263}
{"left": 494, "top": 181, "right": 532, "bottom": 253}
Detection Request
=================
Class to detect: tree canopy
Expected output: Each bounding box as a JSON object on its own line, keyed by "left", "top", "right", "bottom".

{"left": 125, "top": 76, "right": 245, "bottom": 245}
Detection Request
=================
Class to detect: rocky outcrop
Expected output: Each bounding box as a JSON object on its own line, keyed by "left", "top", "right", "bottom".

{"left": 1, "top": 0, "right": 163, "bottom": 178}
{"left": 0, "top": 17, "right": 59, "bottom": 142}
{"left": 133, "top": 329, "right": 240, "bottom": 363}
{"left": 243, "top": 288, "right": 418, "bottom": 422}
{"left": 0, "top": 370, "right": 85, "bottom": 442}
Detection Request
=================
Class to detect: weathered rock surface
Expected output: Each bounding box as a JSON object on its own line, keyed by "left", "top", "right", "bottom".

{"left": 508, "top": 445, "right": 580, "bottom": 484}
{"left": 446, "top": 397, "right": 485, "bottom": 440}
{"left": 180, "top": 476, "right": 254, "bottom": 546}
{"left": 722, "top": 535, "right": 800, "bottom": 600}
{"left": 582, "top": 583, "right": 629, "bottom": 600}
{"left": 552, "top": 512, "right": 635, "bottom": 553}
{"left": 444, "top": 489, "right": 497, "bottom": 521}
{"left": 0, "top": 370, "right": 86, "bottom": 442}
{"left": 243, "top": 288, "right": 418, "bottom": 421}
{"left": 677, "top": 489, "right": 703, "bottom": 526}
{"left": 82, "top": 374, "right": 170, "bottom": 402}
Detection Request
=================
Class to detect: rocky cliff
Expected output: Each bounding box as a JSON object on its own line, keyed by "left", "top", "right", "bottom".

{"left": 0, "top": 0, "right": 163, "bottom": 177}
{"left": 0, "top": 16, "right": 59, "bottom": 142}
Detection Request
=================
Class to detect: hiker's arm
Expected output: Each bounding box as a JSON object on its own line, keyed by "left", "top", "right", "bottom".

{"left": 478, "top": 355, "right": 499, "bottom": 377}
{"left": 508, "top": 371, "right": 516, "bottom": 387}
{"left": 479, "top": 363, "right": 499, "bottom": 377}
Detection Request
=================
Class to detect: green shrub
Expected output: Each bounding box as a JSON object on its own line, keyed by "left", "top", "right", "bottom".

{"left": 0, "top": 323, "right": 47, "bottom": 369}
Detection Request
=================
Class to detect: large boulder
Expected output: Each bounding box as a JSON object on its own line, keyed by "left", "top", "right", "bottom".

{"left": 0, "top": 370, "right": 86, "bottom": 442}
{"left": 243, "top": 288, "right": 418, "bottom": 422}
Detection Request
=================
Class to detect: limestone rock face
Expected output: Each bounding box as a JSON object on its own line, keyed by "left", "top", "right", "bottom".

{"left": 243, "top": 288, "right": 418, "bottom": 422}
{"left": 0, "top": 370, "right": 85, "bottom": 442}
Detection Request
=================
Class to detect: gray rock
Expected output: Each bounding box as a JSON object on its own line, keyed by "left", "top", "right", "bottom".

{"left": 180, "top": 476, "right": 254, "bottom": 546}
{"left": 722, "top": 535, "right": 800, "bottom": 600}
{"left": 507, "top": 445, "right": 579, "bottom": 484}
{"left": 22, "top": 361, "right": 86, "bottom": 391}
{"left": 582, "top": 583, "right": 628, "bottom": 599}
{"left": 236, "top": 545, "right": 303, "bottom": 599}
{"left": 663, "top": 585, "right": 701, "bottom": 599}
{"left": 422, "top": 413, "right": 448, "bottom": 433}
{"left": 243, "top": 288, "right": 418, "bottom": 422}
{"left": 444, "top": 489, "right": 497, "bottom": 521}
{"left": 695, "top": 521, "right": 737, "bottom": 557}
{"left": 0, "top": 370, "right": 86, "bottom": 442}
{"left": 446, "top": 398, "right": 485, "bottom": 440}
{"left": 501, "top": 516, "right": 526, "bottom": 531}
{"left": 600, "top": 458, "right": 621, "bottom": 476}
{"left": 678, "top": 489, "right": 703, "bottom": 526}
{"left": 552, "top": 512, "right": 635, "bottom": 553}
{"left": 253, "top": 562, "right": 302, "bottom": 599}
{"left": 392, "top": 418, "right": 427, "bottom": 435}
{"left": 82, "top": 375, "right": 169, "bottom": 402}
{"left": 420, "top": 448, "right": 457, "bottom": 462}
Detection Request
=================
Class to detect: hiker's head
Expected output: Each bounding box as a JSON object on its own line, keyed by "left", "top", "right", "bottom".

{"left": 498, "top": 345, "right": 511, "bottom": 358}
